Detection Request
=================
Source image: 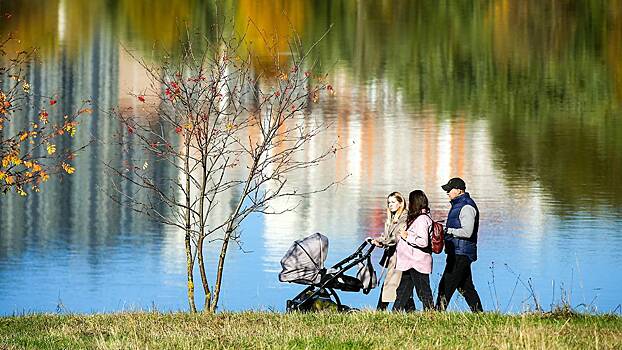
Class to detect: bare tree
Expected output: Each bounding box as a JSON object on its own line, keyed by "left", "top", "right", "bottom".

{"left": 105, "top": 25, "right": 338, "bottom": 312}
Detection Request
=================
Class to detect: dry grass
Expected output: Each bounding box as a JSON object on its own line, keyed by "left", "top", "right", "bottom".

{"left": 1, "top": 311, "right": 621, "bottom": 349}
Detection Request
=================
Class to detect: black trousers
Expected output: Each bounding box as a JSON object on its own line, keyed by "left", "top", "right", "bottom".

{"left": 436, "top": 254, "right": 483, "bottom": 312}
{"left": 377, "top": 289, "right": 415, "bottom": 311}
{"left": 393, "top": 269, "right": 434, "bottom": 311}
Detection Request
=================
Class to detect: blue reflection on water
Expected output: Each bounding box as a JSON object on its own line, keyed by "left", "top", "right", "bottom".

{"left": 1, "top": 198, "right": 622, "bottom": 314}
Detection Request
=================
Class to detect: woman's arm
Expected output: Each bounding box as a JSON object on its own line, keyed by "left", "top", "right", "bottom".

{"left": 376, "top": 221, "right": 398, "bottom": 246}
{"left": 405, "top": 216, "right": 430, "bottom": 248}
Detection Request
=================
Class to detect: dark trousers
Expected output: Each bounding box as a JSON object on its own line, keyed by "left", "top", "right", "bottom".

{"left": 393, "top": 269, "right": 434, "bottom": 311}
{"left": 377, "top": 291, "right": 415, "bottom": 311}
{"left": 436, "top": 254, "right": 483, "bottom": 312}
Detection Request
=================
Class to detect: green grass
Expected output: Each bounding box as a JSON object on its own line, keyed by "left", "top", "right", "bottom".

{"left": 1, "top": 311, "right": 621, "bottom": 349}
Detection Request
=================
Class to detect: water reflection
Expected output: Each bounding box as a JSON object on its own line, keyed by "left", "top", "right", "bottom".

{"left": 1, "top": 0, "right": 622, "bottom": 313}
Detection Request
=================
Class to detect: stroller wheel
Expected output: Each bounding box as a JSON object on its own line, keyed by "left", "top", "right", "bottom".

{"left": 342, "top": 306, "right": 360, "bottom": 313}
{"left": 286, "top": 287, "right": 343, "bottom": 312}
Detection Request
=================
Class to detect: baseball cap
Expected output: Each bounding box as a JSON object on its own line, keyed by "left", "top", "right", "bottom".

{"left": 441, "top": 177, "right": 466, "bottom": 192}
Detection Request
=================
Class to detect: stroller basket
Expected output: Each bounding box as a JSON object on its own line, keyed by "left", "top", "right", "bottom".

{"left": 279, "top": 233, "right": 377, "bottom": 312}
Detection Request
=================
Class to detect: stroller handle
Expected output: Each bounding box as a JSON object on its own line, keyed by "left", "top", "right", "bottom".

{"left": 331, "top": 239, "right": 375, "bottom": 271}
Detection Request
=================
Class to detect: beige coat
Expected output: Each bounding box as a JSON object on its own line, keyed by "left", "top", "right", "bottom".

{"left": 376, "top": 210, "right": 407, "bottom": 303}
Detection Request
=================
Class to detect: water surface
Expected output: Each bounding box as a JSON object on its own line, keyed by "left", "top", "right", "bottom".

{"left": 1, "top": 0, "right": 621, "bottom": 314}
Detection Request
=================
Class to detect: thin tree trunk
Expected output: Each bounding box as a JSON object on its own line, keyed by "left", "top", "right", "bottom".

{"left": 210, "top": 153, "right": 261, "bottom": 312}
{"left": 197, "top": 116, "right": 213, "bottom": 310}
{"left": 210, "top": 226, "right": 232, "bottom": 312}
{"left": 185, "top": 229, "right": 197, "bottom": 313}
{"left": 197, "top": 235, "right": 211, "bottom": 310}
{"left": 184, "top": 140, "right": 197, "bottom": 313}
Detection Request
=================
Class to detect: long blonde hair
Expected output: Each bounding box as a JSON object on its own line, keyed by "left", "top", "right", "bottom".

{"left": 386, "top": 192, "right": 406, "bottom": 224}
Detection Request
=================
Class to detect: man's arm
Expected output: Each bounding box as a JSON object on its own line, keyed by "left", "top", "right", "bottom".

{"left": 447, "top": 205, "right": 476, "bottom": 238}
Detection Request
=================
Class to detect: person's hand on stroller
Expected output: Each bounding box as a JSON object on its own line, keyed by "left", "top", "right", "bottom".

{"left": 366, "top": 237, "right": 382, "bottom": 247}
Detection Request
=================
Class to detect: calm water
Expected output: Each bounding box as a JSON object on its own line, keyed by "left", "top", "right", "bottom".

{"left": 1, "top": 0, "right": 622, "bottom": 314}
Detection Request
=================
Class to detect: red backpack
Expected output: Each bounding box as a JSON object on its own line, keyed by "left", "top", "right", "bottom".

{"left": 403, "top": 214, "right": 444, "bottom": 254}
{"left": 427, "top": 214, "right": 444, "bottom": 254}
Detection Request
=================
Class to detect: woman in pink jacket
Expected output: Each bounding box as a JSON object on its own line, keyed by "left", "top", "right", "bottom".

{"left": 393, "top": 190, "right": 434, "bottom": 311}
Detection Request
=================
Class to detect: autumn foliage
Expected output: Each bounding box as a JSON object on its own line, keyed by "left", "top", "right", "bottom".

{"left": 0, "top": 34, "right": 89, "bottom": 195}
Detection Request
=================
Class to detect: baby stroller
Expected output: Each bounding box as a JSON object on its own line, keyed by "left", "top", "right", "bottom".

{"left": 279, "top": 233, "right": 377, "bottom": 312}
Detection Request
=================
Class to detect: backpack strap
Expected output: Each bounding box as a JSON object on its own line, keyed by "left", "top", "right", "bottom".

{"left": 401, "top": 214, "right": 433, "bottom": 254}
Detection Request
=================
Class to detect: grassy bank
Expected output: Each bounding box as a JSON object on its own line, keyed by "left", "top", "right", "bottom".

{"left": 1, "top": 311, "right": 621, "bottom": 349}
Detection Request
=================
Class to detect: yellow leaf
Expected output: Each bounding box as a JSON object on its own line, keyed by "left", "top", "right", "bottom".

{"left": 62, "top": 162, "right": 75, "bottom": 174}
{"left": 2, "top": 152, "right": 19, "bottom": 167}
{"left": 47, "top": 144, "right": 56, "bottom": 155}
{"left": 17, "top": 187, "right": 27, "bottom": 196}
{"left": 5, "top": 175, "right": 15, "bottom": 184}
{"left": 64, "top": 123, "right": 77, "bottom": 137}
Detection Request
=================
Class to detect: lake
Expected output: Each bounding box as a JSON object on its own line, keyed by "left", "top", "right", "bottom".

{"left": 1, "top": 0, "right": 621, "bottom": 314}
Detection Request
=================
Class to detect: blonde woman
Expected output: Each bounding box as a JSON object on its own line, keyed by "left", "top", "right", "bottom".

{"left": 370, "top": 192, "right": 411, "bottom": 310}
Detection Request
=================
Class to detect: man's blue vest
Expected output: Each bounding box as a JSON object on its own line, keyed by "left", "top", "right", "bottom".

{"left": 445, "top": 192, "right": 479, "bottom": 261}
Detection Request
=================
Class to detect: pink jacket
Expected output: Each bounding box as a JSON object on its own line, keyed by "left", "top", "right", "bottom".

{"left": 395, "top": 212, "right": 432, "bottom": 274}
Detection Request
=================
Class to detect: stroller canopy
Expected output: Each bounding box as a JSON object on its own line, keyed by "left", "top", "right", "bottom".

{"left": 279, "top": 233, "right": 328, "bottom": 285}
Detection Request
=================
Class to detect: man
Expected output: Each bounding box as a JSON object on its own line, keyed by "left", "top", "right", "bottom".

{"left": 436, "top": 177, "right": 483, "bottom": 312}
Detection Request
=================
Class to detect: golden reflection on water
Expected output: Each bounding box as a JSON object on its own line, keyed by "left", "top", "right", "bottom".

{"left": 2, "top": 0, "right": 621, "bottom": 89}
{"left": 1, "top": 0, "right": 621, "bottom": 217}
{"left": 0, "top": 0, "right": 107, "bottom": 56}
{"left": 234, "top": 0, "right": 306, "bottom": 56}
